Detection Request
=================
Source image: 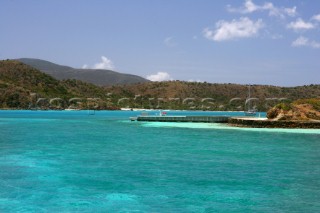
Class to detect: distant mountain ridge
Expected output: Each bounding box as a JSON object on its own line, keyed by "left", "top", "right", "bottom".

{"left": 17, "top": 58, "right": 149, "bottom": 86}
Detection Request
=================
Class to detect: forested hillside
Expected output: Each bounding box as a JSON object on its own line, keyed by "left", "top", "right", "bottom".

{"left": 105, "top": 81, "right": 320, "bottom": 111}
{"left": 1, "top": 60, "right": 319, "bottom": 111}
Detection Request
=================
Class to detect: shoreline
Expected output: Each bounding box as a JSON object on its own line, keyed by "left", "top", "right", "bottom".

{"left": 140, "top": 122, "right": 320, "bottom": 134}
{"left": 120, "top": 108, "right": 250, "bottom": 112}
{"left": 228, "top": 117, "right": 320, "bottom": 129}
{"left": 2, "top": 109, "right": 319, "bottom": 129}
{"left": 0, "top": 108, "right": 259, "bottom": 113}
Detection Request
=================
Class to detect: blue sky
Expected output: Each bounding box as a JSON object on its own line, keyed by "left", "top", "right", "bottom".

{"left": 0, "top": 0, "right": 319, "bottom": 86}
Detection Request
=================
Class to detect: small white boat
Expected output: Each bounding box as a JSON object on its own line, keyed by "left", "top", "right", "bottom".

{"left": 65, "top": 108, "right": 80, "bottom": 111}
{"left": 244, "top": 110, "right": 256, "bottom": 116}
{"left": 130, "top": 117, "right": 137, "bottom": 121}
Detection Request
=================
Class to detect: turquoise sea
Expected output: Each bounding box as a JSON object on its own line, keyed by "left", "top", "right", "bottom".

{"left": 0, "top": 110, "right": 319, "bottom": 212}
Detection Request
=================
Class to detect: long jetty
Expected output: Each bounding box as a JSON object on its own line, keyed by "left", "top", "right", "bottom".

{"left": 133, "top": 115, "right": 230, "bottom": 123}
{"left": 130, "top": 114, "right": 320, "bottom": 129}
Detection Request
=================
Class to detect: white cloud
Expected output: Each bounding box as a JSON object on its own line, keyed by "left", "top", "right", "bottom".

{"left": 93, "top": 56, "right": 115, "bottom": 70}
{"left": 82, "top": 56, "right": 115, "bottom": 70}
{"left": 312, "top": 14, "right": 320, "bottom": 22}
{"left": 284, "top": 6, "right": 297, "bottom": 17}
{"left": 287, "top": 18, "right": 315, "bottom": 31}
{"left": 292, "top": 36, "right": 320, "bottom": 49}
{"left": 292, "top": 36, "right": 308, "bottom": 46}
{"left": 227, "top": 0, "right": 297, "bottom": 18}
{"left": 146, "top": 72, "right": 172, "bottom": 81}
{"left": 243, "top": 0, "right": 258, "bottom": 13}
{"left": 227, "top": 0, "right": 258, "bottom": 13}
{"left": 203, "top": 17, "right": 263, "bottom": 41}
{"left": 164, "top": 37, "right": 177, "bottom": 47}
{"left": 188, "top": 79, "right": 204, "bottom": 83}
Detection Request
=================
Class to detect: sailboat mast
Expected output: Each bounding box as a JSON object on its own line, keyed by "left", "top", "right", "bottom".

{"left": 245, "top": 84, "right": 256, "bottom": 116}
{"left": 248, "top": 84, "right": 251, "bottom": 110}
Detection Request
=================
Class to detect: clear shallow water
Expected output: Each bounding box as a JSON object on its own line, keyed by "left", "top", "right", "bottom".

{"left": 0, "top": 110, "right": 319, "bottom": 212}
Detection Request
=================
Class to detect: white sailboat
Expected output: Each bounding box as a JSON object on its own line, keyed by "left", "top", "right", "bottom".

{"left": 244, "top": 85, "right": 257, "bottom": 116}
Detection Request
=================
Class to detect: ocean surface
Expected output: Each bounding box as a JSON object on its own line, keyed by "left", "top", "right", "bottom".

{"left": 0, "top": 110, "right": 319, "bottom": 212}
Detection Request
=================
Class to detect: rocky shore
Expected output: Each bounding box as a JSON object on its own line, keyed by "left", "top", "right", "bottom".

{"left": 229, "top": 98, "right": 320, "bottom": 129}
{"left": 228, "top": 117, "right": 320, "bottom": 129}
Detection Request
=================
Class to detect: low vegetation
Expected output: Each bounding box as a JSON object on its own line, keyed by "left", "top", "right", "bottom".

{"left": 267, "top": 98, "right": 320, "bottom": 121}
{"left": 1, "top": 60, "right": 320, "bottom": 111}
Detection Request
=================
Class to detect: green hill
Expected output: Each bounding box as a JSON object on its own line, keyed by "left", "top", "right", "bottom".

{"left": 17, "top": 58, "right": 149, "bottom": 86}
{"left": 104, "top": 81, "right": 320, "bottom": 111}
{"left": 1, "top": 59, "right": 320, "bottom": 111}
{"left": 0, "top": 60, "right": 115, "bottom": 109}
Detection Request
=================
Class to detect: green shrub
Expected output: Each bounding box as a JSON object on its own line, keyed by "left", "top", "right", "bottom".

{"left": 275, "top": 103, "right": 292, "bottom": 111}
{"left": 294, "top": 98, "right": 320, "bottom": 110}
